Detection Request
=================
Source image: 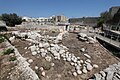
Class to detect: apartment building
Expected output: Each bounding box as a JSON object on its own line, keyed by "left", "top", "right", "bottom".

{"left": 52, "top": 15, "right": 68, "bottom": 22}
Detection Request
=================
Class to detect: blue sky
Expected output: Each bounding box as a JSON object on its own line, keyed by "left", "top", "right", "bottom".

{"left": 0, "top": 0, "right": 120, "bottom": 18}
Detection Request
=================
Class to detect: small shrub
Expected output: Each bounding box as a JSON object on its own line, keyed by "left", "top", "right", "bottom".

{"left": 10, "top": 56, "right": 17, "bottom": 61}
{"left": 0, "top": 34, "right": 11, "bottom": 43}
{"left": 35, "top": 69, "right": 41, "bottom": 79}
{"left": 42, "top": 62, "right": 51, "bottom": 70}
{"left": 3, "top": 48, "right": 14, "bottom": 55}
{"left": 0, "top": 36, "right": 5, "bottom": 43}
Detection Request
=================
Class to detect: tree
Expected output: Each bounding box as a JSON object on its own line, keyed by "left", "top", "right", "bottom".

{"left": 100, "top": 11, "right": 112, "bottom": 23}
{"left": 97, "top": 18, "right": 104, "bottom": 27}
{"left": 1, "top": 13, "right": 22, "bottom": 27}
{"left": 97, "top": 11, "right": 112, "bottom": 28}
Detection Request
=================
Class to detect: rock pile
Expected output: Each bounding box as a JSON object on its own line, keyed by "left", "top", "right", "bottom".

{"left": 9, "top": 36, "right": 15, "bottom": 42}
{"left": 78, "top": 32, "right": 96, "bottom": 43}
{"left": 89, "top": 62, "right": 120, "bottom": 80}
{"left": 13, "top": 31, "right": 99, "bottom": 77}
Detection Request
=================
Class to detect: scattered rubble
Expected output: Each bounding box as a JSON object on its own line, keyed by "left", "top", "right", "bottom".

{"left": 9, "top": 36, "right": 15, "bottom": 42}
{"left": 73, "top": 72, "right": 78, "bottom": 76}
{"left": 78, "top": 32, "right": 96, "bottom": 44}
{"left": 41, "top": 71, "right": 46, "bottom": 77}
{"left": 5, "top": 40, "right": 40, "bottom": 80}
{"left": 28, "top": 59, "right": 33, "bottom": 63}
{"left": 80, "top": 48, "right": 85, "bottom": 52}
{"left": 35, "top": 66, "right": 39, "bottom": 70}
{"left": 2, "top": 30, "right": 118, "bottom": 80}
{"left": 12, "top": 31, "right": 100, "bottom": 77}
{"left": 90, "top": 62, "right": 120, "bottom": 80}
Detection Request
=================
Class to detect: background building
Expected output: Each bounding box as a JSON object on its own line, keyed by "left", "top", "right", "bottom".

{"left": 52, "top": 15, "right": 68, "bottom": 22}
{"left": 22, "top": 15, "right": 68, "bottom": 26}
{"left": 109, "top": 6, "right": 120, "bottom": 18}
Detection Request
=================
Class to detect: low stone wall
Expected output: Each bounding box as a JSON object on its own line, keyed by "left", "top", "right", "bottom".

{"left": 5, "top": 41, "right": 40, "bottom": 80}
{"left": 89, "top": 62, "right": 120, "bottom": 80}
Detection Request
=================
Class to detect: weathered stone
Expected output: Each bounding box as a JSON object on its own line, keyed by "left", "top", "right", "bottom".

{"left": 93, "top": 64, "right": 99, "bottom": 68}
{"left": 70, "top": 62, "right": 75, "bottom": 66}
{"left": 51, "top": 63, "right": 55, "bottom": 67}
{"left": 74, "top": 63, "right": 77, "bottom": 66}
{"left": 76, "top": 65, "right": 80, "bottom": 70}
{"left": 29, "top": 43, "right": 32, "bottom": 45}
{"left": 44, "top": 50, "right": 48, "bottom": 53}
{"left": 39, "top": 43, "right": 43, "bottom": 48}
{"left": 36, "top": 47, "right": 39, "bottom": 51}
{"left": 28, "top": 59, "right": 33, "bottom": 63}
{"left": 45, "top": 56, "right": 52, "bottom": 62}
{"left": 84, "top": 54, "right": 91, "bottom": 58}
{"left": 80, "top": 60, "right": 84, "bottom": 63}
{"left": 9, "top": 53, "right": 14, "bottom": 56}
{"left": 63, "top": 58, "right": 67, "bottom": 61}
{"left": 35, "top": 66, "right": 38, "bottom": 70}
{"left": 40, "top": 67, "right": 44, "bottom": 71}
{"left": 29, "top": 45, "right": 36, "bottom": 52}
{"left": 40, "top": 48, "right": 45, "bottom": 53}
{"left": 55, "top": 33, "right": 63, "bottom": 43}
{"left": 73, "top": 72, "right": 77, "bottom": 76}
{"left": 82, "top": 67, "right": 88, "bottom": 74}
{"left": 41, "top": 52, "right": 46, "bottom": 57}
{"left": 86, "top": 59, "right": 91, "bottom": 63}
{"left": 50, "top": 44, "right": 55, "bottom": 47}
{"left": 73, "top": 58, "right": 77, "bottom": 63}
{"left": 81, "top": 48, "right": 85, "bottom": 52}
{"left": 66, "top": 57, "right": 71, "bottom": 62}
{"left": 24, "top": 47, "right": 27, "bottom": 50}
{"left": 78, "top": 33, "right": 87, "bottom": 38}
{"left": 114, "top": 73, "right": 120, "bottom": 80}
{"left": 77, "top": 70, "right": 82, "bottom": 75}
{"left": 59, "top": 49, "right": 65, "bottom": 54}
{"left": 94, "top": 73, "right": 102, "bottom": 80}
{"left": 41, "top": 71, "right": 45, "bottom": 77}
{"left": 32, "top": 51, "right": 37, "bottom": 55}
{"left": 88, "top": 79, "right": 95, "bottom": 80}
{"left": 47, "top": 47, "right": 51, "bottom": 51}
{"left": 37, "top": 50, "right": 40, "bottom": 54}
{"left": 43, "top": 43, "right": 49, "bottom": 48}
{"left": 86, "top": 63, "right": 93, "bottom": 71}
{"left": 100, "top": 71, "right": 106, "bottom": 77}
{"left": 77, "top": 57, "right": 80, "bottom": 60}
{"left": 89, "top": 40, "right": 95, "bottom": 44}
{"left": 54, "top": 44, "right": 60, "bottom": 51}
{"left": 106, "top": 71, "right": 114, "bottom": 80}
{"left": 9, "top": 36, "right": 15, "bottom": 42}
{"left": 57, "top": 74, "right": 62, "bottom": 78}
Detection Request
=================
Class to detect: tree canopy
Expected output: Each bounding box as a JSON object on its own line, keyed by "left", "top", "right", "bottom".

{"left": 0, "top": 13, "right": 22, "bottom": 27}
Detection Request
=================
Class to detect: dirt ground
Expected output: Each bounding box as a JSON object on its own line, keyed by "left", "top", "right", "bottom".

{"left": 0, "top": 32, "right": 119, "bottom": 80}
{"left": 62, "top": 33, "right": 119, "bottom": 79}
{"left": 11, "top": 32, "right": 119, "bottom": 80}
{"left": 0, "top": 55, "right": 24, "bottom": 80}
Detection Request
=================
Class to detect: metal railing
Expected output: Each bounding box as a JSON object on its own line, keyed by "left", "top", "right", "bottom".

{"left": 96, "top": 34, "right": 120, "bottom": 49}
